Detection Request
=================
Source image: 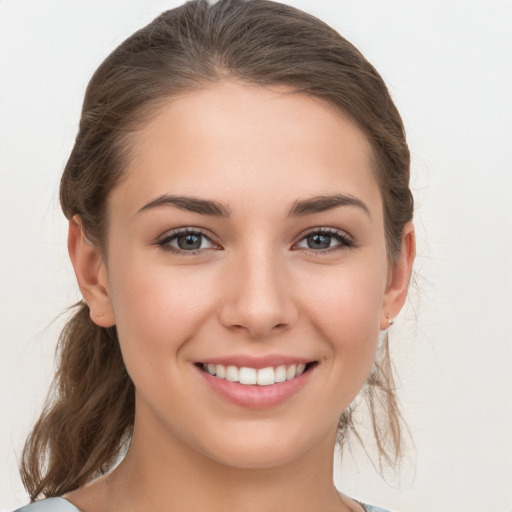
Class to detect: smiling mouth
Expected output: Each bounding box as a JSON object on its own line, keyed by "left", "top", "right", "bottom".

{"left": 196, "top": 362, "right": 317, "bottom": 386}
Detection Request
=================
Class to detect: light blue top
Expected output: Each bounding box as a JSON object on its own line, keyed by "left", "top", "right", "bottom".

{"left": 359, "top": 505, "right": 393, "bottom": 512}
{"left": 13, "top": 498, "right": 79, "bottom": 512}
{"left": 13, "top": 496, "right": 392, "bottom": 512}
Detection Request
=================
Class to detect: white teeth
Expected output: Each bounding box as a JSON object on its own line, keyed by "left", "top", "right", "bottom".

{"left": 216, "top": 364, "right": 226, "bottom": 378}
{"left": 202, "top": 362, "right": 310, "bottom": 386}
{"left": 225, "top": 365, "right": 239, "bottom": 382}
{"left": 257, "top": 367, "right": 275, "bottom": 386}
{"left": 286, "top": 364, "right": 297, "bottom": 380}
{"left": 239, "top": 367, "right": 257, "bottom": 385}
{"left": 274, "top": 365, "right": 287, "bottom": 383}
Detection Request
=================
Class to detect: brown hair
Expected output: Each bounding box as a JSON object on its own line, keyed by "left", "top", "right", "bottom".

{"left": 21, "top": 0, "right": 413, "bottom": 500}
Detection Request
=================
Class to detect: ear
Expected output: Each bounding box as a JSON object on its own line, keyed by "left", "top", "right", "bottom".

{"left": 380, "top": 222, "right": 415, "bottom": 329}
{"left": 68, "top": 215, "right": 115, "bottom": 327}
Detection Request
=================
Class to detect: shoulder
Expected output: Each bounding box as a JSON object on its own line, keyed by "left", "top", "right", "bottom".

{"left": 11, "top": 497, "right": 81, "bottom": 512}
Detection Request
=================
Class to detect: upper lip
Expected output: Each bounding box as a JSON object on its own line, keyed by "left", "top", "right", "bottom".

{"left": 196, "top": 355, "right": 315, "bottom": 369}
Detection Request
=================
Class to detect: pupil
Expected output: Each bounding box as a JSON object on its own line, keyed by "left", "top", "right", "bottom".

{"left": 308, "top": 233, "right": 331, "bottom": 249}
{"left": 178, "top": 234, "right": 202, "bottom": 250}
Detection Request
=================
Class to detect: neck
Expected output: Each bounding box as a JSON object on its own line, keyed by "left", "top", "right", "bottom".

{"left": 102, "top": 411, "right": 350, "bottom": 512}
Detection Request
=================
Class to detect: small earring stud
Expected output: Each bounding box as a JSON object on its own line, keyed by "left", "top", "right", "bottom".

{"left": 385, "top": 313, "right": 394, "bottom": 326}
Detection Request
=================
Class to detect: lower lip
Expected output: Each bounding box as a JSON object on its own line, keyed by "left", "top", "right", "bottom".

{"left": 197, "top": 366, "right": 314, "bottom": 408}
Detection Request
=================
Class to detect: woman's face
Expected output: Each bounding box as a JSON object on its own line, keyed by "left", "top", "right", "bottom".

{"left": 80, "top": 82, "right": 411, "bottom": 468}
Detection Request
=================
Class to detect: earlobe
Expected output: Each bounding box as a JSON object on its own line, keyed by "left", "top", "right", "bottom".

{"left": 380, "top": 222, "right": 415, "bottom": 330}
{"left": 68, "top": 215, "right": 116, "bottom": 327}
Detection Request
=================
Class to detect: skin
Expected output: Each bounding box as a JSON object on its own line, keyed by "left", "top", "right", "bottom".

{"left": 66, "top": 82, "right": 415, "bottom": 512}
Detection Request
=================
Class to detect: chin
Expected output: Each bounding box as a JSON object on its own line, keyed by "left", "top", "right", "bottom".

{"left": 202, "top": 441, "right": 301, "bottom": 470}
{"left": 194, "top": 421, "right": 335, "bottom": 471}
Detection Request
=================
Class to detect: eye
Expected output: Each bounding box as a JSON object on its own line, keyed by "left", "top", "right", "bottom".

{"left": 157, "top": 228, "right": 219, "bottom": 254}
{"left": 295, "top": 228, "right": 353, "bottom": 253}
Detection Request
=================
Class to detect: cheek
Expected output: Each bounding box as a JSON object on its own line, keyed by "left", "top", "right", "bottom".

{"left": 107, "top": 256, "right": 217, "bottom": 362}
{"left": 303, "top": 261, "right": 385, "bottom": 333}
{"left": 298, "top": 262, "right": 385, "bottom": 376}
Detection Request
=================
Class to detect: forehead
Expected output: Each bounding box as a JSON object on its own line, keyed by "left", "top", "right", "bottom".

{"left": 111, "top": 82, "right": 381, "bottom": 218}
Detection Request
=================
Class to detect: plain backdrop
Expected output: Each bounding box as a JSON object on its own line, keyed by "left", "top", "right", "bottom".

{"left": 1, "top": 1, "right": 511, "bottom": 511}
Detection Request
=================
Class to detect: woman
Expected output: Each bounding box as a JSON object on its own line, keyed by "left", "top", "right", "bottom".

{"left": 14, "top": 1, "right": 415, "bottom": 511}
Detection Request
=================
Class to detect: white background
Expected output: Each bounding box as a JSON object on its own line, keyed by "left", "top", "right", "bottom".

{"left": 1, "top": 1, "right": 511, "bottom": 511}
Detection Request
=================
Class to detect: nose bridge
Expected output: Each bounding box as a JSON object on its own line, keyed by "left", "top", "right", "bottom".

{"left": 218, "top": 242, "right": 297, "bottom": 338}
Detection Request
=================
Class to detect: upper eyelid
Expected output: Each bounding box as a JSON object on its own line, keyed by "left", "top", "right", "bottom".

{"left": 298, "top": 226, "right": 351, "bottom": 237}
{"left": 157, "top": 226, "right": 351, "bottom": 237}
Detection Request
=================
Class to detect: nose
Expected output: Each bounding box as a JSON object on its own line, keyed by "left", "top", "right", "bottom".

{"left": 218, "top": 248, "right": 299, "bottom": 340}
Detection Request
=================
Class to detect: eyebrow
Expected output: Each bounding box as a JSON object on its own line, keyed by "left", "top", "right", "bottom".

{"left": 137, "top": 194, "right": 232, "bottom": 217}
{"left": 287, "top": 194, "right": 371, "bottom": 218}
{"left": 137, "top": 193, "right": 370, "bottom": 218}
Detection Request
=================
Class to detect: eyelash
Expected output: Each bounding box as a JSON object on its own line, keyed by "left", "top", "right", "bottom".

{"left": 156, "top": 227, "right": 354, "bottom": 256}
